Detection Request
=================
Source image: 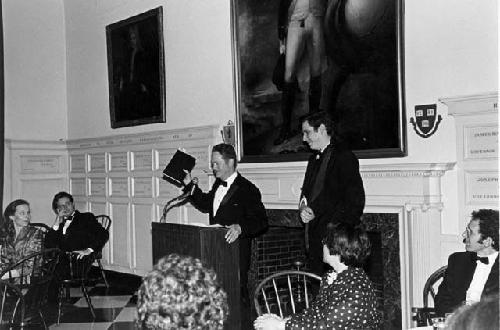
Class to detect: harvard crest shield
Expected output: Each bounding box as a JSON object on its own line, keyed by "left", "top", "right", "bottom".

{"left": 410, "top": 104, "right": 442, "bottom": 138}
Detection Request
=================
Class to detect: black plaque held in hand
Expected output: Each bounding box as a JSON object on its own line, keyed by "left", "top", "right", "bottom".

{"left": 162, "top": 150, "right": 196, "bottom": 187}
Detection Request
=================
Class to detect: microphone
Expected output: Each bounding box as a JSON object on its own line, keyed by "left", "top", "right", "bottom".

{"left": 189, "top": 177, "right": 199, "bottom": 195}
{"left": 160, "top": 178, "right": 198, "bottom": 222}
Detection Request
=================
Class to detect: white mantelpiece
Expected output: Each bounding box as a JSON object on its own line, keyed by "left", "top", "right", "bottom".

{"left": 238, "top": 161, "right": 455, "bottom": 327}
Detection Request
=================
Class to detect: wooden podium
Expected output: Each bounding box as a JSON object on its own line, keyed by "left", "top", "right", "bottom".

{"left": 152, "top": 223, "right": 241, "bottom": 329}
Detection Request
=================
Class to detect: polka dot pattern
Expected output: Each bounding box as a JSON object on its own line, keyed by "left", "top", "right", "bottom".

{"left": 285, "top": 267, "right": 380, "bottom": 329}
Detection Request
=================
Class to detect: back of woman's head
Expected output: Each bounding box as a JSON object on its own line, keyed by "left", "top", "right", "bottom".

{"left": 137, "top": 253, "right": 228, "bottom": 329}
{"left": 323, "top": 223, "right": 371, "bottom": 266}
{"left": 445, "top": 295, "right": 499, "bottom": 330}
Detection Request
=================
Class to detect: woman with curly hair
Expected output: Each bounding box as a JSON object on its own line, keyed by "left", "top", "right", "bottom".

{"left": 137, "top": 253, "right": 228, "bottom": 329}
{"left": 1, "top": 199, "right": 43, "bottom": 273}
{"left": 254, "top": 223, "right": 380, "bottom": 330}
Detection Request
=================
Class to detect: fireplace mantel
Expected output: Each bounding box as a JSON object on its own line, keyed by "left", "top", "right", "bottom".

{"left": 238, "top": 161, "right": 455, "bottom": 328}
{"left": 238, "top": 161, "right": 455, "bottom": 210}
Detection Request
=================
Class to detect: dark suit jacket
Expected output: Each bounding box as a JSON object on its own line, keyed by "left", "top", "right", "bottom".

{"left": 435, "top": 251, "right": 499, "bottom": 316}
{"left": 45, "top": 211, "right": 109, "bottom": 253}
{"left": 187, "top": 173, "right": 268, "bottom": 238}
{"left": 301, "top": 143, "right": 365, "bottom": 273}
{"left": 186, "top": 173, "right": 268, "bottom": 289}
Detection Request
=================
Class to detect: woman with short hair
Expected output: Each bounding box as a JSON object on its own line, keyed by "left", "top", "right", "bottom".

{"left": 254, "top": 223, "right": 380, "bottom": 330}
{"left": 1, "top": 199, "right": 43, "bottom": 272}
{"left": 136, "top": 253, "right": 228, "bottom": 329}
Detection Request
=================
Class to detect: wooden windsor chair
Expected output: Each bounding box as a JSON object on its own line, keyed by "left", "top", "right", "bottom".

{"left": 57, "top": 251, "right": 97, "bottom": 324}
{"left": 411, "top": 265, "right": 447, "bottom": 326}
{"left": 0, "top": 248, "right": 62, "bottom": 329}
{"left": 94, "top": 215, "right": 112, "bottom": 288}
{"left": 253, "top": 270, "right": 321, "bottom": 318}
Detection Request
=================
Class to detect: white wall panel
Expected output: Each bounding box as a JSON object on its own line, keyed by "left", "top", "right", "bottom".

{"left": 66, "top": 125, "right": 219, "bottom": 275}
{"left": 3, "top": 140, "right": 69, "bottom": 221}
{"left": 132, "top": 203, "right": 154, "bottom": 270}
{"left": 90, "top": 202, "right": 107, "bottom": 216}
{"left": 110, "top": 203, "right": 130, "bottom": 268}
{"left": 20, "top": 178, "right": 66, "bottom": 225}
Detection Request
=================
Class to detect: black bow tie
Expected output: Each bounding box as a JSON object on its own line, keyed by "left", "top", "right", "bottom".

{"left": 218, "top": 180, "right": 228, "bottom": 187}
{"left": 472, "top": 255, "right": 489, "bottom": 265}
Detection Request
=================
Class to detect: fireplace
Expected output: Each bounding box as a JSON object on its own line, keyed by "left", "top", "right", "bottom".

{"left": 249, "top": 209, "right": 401, "bottom": 329}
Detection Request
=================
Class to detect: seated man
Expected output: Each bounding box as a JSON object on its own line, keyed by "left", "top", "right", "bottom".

{"left": 435, "top": 209, "right": 499, "bottom": 316}
{"left": 45, "top": 191, "right": 108, "bottom": 256}
{"left": 136, "top": 253, "right": 228, "bottom": 329}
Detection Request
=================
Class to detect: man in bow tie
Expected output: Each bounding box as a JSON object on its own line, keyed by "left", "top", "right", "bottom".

{"left": 183, "top": 143, "right": 268, "bottom": 305}
{"left": 435, "top": 209, "right": 499, "bottom": 316}
{"left": 45, "top": 191, "right": 108, "bottom": 257}
{"left": 299, "top": 111, "right": 365, "bottom": 275}
{"left": 45, "top": 191, "right": 109, "bottom": 303}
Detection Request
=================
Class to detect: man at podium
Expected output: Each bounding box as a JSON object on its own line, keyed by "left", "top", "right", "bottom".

{"left": 183, "top": 143, "right": 268, "bottom": 305}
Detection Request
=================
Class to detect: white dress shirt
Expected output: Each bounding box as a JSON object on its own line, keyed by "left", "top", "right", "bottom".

{"left": 213, "top": 172, "right": 237, "bottom": 216}
{"left": 465, "top": 251, "right": 498, "bottom": 305}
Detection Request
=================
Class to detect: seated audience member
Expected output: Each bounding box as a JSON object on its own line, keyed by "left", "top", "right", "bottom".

{"left": 45, "top": 191, "right": 108, "bottom": 256}
{"left": 444, "top": 294, "right": 499, "bottom": 330}
{"left": 254, "top": 223, "right": 380, "bottom": 330}
{"left": 435, "top": 209, "right": 499, "bottom": 316}
{"left": 136, "top": 253, "right": 228, "bottom": 329}
{"left": 0, "top": 199, "right": 43, "bottom": 272}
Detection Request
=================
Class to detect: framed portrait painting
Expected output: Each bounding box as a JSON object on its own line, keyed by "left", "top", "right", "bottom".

{"left": 106, "top": 7, "right": 165, "bottom": 128}
{"left": 231, "top": 0, "right": 406, "bottom": 162}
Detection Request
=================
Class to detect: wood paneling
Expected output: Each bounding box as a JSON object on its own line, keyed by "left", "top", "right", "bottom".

{"left": 65, "top": 125, "right": 219, "bottom": 275}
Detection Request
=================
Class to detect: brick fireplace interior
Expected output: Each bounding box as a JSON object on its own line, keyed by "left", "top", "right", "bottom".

{"left": 249, "top": 210, "right": 401, "bottom": 329}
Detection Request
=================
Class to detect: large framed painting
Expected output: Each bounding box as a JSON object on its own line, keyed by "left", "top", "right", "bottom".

{"left": 231, "top": 0, "right": 406, "bottom": 162}
{"left": 106, "top": 7, "right": 165, "bottom": 128}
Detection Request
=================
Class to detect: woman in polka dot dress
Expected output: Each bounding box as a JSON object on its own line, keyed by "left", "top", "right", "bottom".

{"left": 254, "top": 223, "right": 381, "bottom": 330}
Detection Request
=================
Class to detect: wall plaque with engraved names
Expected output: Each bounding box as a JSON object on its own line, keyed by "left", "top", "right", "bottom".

{"left": 89, "top": 153, "right": 106, "bottom": 173}
{"left": 158, "top": 148, "right": 208, "bottom": 170}
{"left": 90, "top": 178, "right": 107, "bottom": 196}
{"left": 157, "top": 173, "right": 209, "bottom": 199}
{"left": 20, "top": 155, "right": 61, "bottom": 174}
{"left": 465, "top": 125, "right": 498, "bottom": 159}
{"left": 70, "top": 178, "right": 87, "bottom": 196}
{"left": 110, "top": 178, "right": 129, "bottom": 197}
{"left": 132, "top": 151, "right": 152, "bottom": 171}
{"left": 70, "top": 154, "right": 86, "bottom": 173}
{"left": 189, "top": 149, "right": 209, "bottom": 167}
{"left": 133, "top": 177, "right": 153, "bottom": 197}
{"left": 466, "top": 172, "right": 499, "bottom": 204}
{"left": 158, "top": 180, "right": 181, "bottom": 199}
{"left": 157, "top": 148, "right": 177, "bottom": 167}
{"left": 110, "top": 152, "right": 128, "bottom": 172}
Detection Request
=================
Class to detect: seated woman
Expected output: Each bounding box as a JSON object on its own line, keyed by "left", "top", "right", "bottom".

{"left": 0, "top": 199, "right": 43, "bottom": 273}
{"left": 254, "top": 223, "right": 380, "bottom": 330}
{"left": 136, "top": 253, "right": 228, "bottom": 329}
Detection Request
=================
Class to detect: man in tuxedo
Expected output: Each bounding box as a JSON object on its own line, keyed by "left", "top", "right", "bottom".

{"left": 45, "top": 191, "right": 108, "bottom": 256}
{"left": 435, "top": 209, "right": 499, "bottom": 316}
{"left": 183, "top": 143, "right": 268, "bottom": 304}
{"left": 299, "top": 111, "right": 365, "bottom": 275}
